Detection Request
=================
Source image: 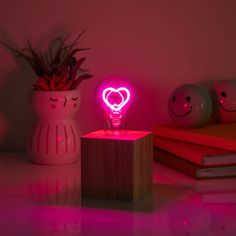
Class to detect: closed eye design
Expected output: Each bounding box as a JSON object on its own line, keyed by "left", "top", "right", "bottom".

{"left": 49, "top": 98, "right": 58, "bottom": 102}
{"left": 72, "top": 97, "right": 78, "bottom": 101}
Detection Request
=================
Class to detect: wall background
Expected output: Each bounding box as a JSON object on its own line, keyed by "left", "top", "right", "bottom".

{"left": 0, "top": 0, "right": 236, "bottom": 151}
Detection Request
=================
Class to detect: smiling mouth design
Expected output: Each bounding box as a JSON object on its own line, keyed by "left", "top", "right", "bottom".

{"left": 219, "top": 103, "right": 236, "bottom": 112}
{"left": 171, "top": 105, "right": 193, "bottom": 117}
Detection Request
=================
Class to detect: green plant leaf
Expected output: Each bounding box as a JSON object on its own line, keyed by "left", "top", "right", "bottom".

{"left": 71, "top": 73, "right": 93, "bottom": 89}
{"left": 2, "top": 30, "right": 92, "bottom": 91}
{"left": 68, "top": 57, "right": 86, "bottom": 80}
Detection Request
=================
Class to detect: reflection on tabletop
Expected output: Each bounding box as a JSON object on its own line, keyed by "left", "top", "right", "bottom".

{"left": 0, "top": 153, "right": 236, "bottom": 236}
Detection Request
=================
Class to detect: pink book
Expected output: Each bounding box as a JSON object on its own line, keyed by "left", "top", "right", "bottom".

{"left": 154, "top": 123, "right": 236, "bottom": 152}
{"left": 154, "top": 148, "right": 236, "bottom": 179}
{"left": 154, "top": 136, "right": 236, "bottom": 166}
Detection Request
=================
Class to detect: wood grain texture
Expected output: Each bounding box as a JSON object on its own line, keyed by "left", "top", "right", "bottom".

{"left": 81, "top": 130, "right": 153, "bottom": 201}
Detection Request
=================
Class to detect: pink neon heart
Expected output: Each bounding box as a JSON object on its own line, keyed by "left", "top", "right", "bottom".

{"left": 102, "top": 87, "right": 131, "bottom": 111}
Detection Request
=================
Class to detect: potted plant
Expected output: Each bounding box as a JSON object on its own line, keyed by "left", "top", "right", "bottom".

{"left": 3, "top": 30, "right": 92, "bottom": 165}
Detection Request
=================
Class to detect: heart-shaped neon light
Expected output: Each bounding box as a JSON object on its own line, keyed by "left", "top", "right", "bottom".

{"left": 102, "top": 87, "right": 131, "bottom": 112}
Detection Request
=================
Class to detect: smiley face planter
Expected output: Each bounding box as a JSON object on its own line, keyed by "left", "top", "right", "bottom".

{"left": 210, "top": 79, "right": 236, "bottom": 123}
{"left": 168, "top": 84, "right": 212, "bottom": 128}
{"left": 29, "top": 90, "right": 81, "bottom": 165}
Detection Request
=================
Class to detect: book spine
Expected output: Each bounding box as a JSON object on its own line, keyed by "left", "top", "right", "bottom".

{"left": 154, "top": 136, "right": 203, "bottom": 165}
{"left": 154, "top": 148, "right": 236, "bottom": 179}
{"left": 197, "top": 166, "right": 236, "bottom": 178}
{"left": 155, "top": 127, "right": 236, "bottom": 152}
{"left": 154, "top": 148, "right": 198, "bottom": 178}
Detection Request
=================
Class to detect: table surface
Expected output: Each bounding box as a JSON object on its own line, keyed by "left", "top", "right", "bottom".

{"left": 0, "top": 153, "right": 236, "bottom": 236}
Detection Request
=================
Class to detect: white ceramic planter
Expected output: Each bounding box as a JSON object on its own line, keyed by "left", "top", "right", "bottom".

{"left": 28, "top": 90, "right": 81, "bottom": 165}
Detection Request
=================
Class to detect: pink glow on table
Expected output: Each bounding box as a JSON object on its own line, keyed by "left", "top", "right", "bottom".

{"left": 0, "top": 153, "right": 236, "bottom": 236}
{"left": 82, "top": 130, "right": 152, "bottom": 140}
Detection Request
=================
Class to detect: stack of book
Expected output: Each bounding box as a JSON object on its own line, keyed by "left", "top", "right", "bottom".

{"left": 153, "top": 123, "right": 236, "bottom": 179}
{"left": 154, "top": 162, "right": 236, "bottom": 203}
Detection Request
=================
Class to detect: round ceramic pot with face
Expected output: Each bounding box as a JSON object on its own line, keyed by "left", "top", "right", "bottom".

{"left": 210, "top": 79, "right": 236, "bottom": 123}
{"left": 28, "top": 90, "right": 81, "bottom": 165}
{"left": 168, "top": 84, "right": 212, "bottom": 128}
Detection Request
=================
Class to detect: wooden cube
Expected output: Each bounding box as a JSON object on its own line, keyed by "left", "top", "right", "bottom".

{"left": 81, "top": 130, "right": 153, "bottom": 202}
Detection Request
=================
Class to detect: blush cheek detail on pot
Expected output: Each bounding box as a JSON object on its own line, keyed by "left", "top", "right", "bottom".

{"left": 51, "top": 104, "right": 56, "bottom": 109}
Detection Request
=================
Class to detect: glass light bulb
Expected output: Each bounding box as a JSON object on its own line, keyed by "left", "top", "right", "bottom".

{"left": 101, "top": 86, "right": 131, "bottom": 129}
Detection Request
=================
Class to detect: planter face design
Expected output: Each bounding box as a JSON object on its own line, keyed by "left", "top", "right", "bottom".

{"left": 29, "top": 90, "right": 81, "bottom": 165}
{"left": 210, "top": 80, "right": 236, "bottom": 123}
{"left": 168, "top": 84, "right": 212, "bottom": 128}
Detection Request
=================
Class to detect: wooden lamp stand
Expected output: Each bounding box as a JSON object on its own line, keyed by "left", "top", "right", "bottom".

{"left": 81, "top": 130, "right": 153, "bottom": 202}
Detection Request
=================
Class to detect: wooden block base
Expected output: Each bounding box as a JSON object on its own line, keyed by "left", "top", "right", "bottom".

{"left": 81, "top": 130, "right": 153, "bottom": 202}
